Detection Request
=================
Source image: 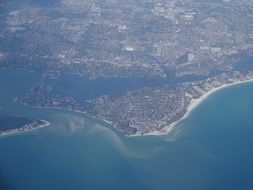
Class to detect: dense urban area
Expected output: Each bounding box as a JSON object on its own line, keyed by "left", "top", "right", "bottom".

{"left": 0, "top": 0, "right": 253, "bottom": 135}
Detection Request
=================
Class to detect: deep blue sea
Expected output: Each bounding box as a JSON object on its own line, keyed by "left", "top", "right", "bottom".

{"left": 1, "top": 69, "right": 253, "bottom": 190}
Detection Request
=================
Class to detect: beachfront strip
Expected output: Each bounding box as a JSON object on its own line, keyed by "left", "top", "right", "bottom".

{"left": 92, "top": 71, "right": 253, "bottom": 136}
{"left": 20, "top": 71, "right": 253, "bottom": 137}
{"left": 1, "top": 0, "right": 253, "bottom": 136}
{"left": 0, "top": 119, "right": 50, "bottom": 137}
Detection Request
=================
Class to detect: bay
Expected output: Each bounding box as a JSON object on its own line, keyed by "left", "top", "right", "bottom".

{"left": 0, "top": 69, "right": 253, "bottom": 190}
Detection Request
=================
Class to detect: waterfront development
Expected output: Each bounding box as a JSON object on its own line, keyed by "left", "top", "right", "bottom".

{"left": 1, "top": 0, "right": 253, "bottom": 136}
{"left": 1, "top": 68, "right": 253, "bottom": 190}
{"left": 0, "top": 0, "right": 253, "bottom": 189}
{"left": 0, "top": 116, "right": 50, "bottom": 137}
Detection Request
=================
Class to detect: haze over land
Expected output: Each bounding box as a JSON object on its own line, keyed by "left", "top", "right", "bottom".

{"left": 0, "top": 0, "right": 252, "bottom": 136}
{"left": 1, "top": 1, "right": 253, "bottom": 190}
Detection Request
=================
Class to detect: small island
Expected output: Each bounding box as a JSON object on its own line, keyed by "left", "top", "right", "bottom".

{"left": 0, "top": 116, "right": 50, "bottom": 137}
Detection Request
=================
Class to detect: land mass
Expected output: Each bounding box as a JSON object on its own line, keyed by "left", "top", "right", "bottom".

{"left": 0, "top": 0, "right": 252, "bottom": 136}
{"left": 0, "top": 116, "right": 50, "bottom": 137}
{"left": 20, "top": 71, "right": 253, "bottom": 136}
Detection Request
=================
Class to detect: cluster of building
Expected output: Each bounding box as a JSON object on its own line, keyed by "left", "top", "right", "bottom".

{"left": 0, "top": 119, "right": 48, "bottom": 137}
{"left": 0, "top": 0, "right": 253, "bottom": 135}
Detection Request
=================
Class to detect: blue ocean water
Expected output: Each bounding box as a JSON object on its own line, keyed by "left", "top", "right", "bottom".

{"left": 0, "top": 69, "right": 253, "bottom": 190}
{"left": 0, "top": 116, "right": 32, "bottom": 131}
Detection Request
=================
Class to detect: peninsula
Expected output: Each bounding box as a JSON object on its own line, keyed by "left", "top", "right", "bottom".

{"left": 0, "top": 116, "right": 50, "bottom": 137}
{"left": 0, "top": 0, "right": 252, "bottom": 136}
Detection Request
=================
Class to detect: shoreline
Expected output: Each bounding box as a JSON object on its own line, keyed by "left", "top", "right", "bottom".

{"left": 131, "top": 78, "right": 253, "bottom": 137}
{"left": 0, "top": 119, "right": 51, "bottom": 137}
{"left": 19, "top": 78, "right": 253, "bottom": 138}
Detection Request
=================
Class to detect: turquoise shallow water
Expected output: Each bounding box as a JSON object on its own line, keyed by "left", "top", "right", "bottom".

{"left": 1, "top": 69, "right": 253, "bottom": 190}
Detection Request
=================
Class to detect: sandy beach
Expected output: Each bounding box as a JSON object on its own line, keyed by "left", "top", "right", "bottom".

{"left": 0, "top": 119, "right": 51, "bottom": 137}
{"left": 136, "top": 78, "right": 253, "bottom": 137}
{"left": 21, "top": 78, "right": 253, "bottom": 138}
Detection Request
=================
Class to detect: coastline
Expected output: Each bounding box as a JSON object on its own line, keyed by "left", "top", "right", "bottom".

{"left": 134, "top": 78, "right": 253, "bottom": 137}
{"left": 19, "top": 78, "right": 253, "bottom": 138}
{"left": 0, "top": 119, "right": 51, "bottom": 137}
